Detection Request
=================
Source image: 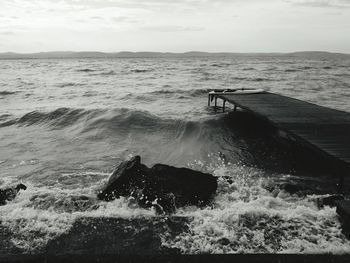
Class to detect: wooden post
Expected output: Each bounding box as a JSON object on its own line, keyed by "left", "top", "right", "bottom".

{"left": 208, "top": 94, "right": 210, "bottom": 106}
{"left": 223, "top": 100, "right": 226, "bottom": 112}
{"left": 214, "top": 96, "right": 217, "bottom": 112}
{"left": 234, "top": 105, "right": 237, "bottom": 112}
{"left": 337, "top": 174, "right": 344, "bottom": 195}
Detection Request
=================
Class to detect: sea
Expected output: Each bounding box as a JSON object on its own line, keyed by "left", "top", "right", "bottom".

{"left": 0, "top": 55, "right": 350, "bottom": 254}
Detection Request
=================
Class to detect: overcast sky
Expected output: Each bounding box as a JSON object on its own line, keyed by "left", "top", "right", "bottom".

{"left": 0, "top": 0, "right": 349, "bottom": 53}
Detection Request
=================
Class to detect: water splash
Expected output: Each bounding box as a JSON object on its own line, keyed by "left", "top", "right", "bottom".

{"left": 0, "top": 182, "right": 156, "bottom": 253}
{"left": 162, "top": 160, "right": 350, "bottom": 254}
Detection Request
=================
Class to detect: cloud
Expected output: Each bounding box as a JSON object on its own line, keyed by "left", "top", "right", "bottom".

{"left": 142, "top": 25, "right": 205, "bottom": 32}
{"left": 112, "top": 16, "right": 131, "bottom": 22}
{"left": 90, "top": 16, "right": 103, "bottom": 20}
{"left": 47, "top": 0, "right": 180, "bottom": 10}
{"left": 286, "top": 0, "right": 350, "bottom": 8}
{"left": 0, "top": 31, "right": 15, "bottom": 35}
{"left": 44, "top": 0, "right": 258, "bottom": 11}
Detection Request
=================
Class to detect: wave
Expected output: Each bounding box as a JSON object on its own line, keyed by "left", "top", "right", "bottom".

{"left": 0, "top": 107, "right": 278, "bottom": 148}
{"left": 76, "top": 68, "right": 97, "bottom": 72}
{"left": 76, "top": 68, "right": 116, "bottom": 76}
{"left": 5, "top": 108, "right": 101, "bottom": 128}
{"left": 0, "top": 114, "right": 12, "bottom": 121}
{"left": 88, "top": 70, "right": 117, "bottom": 76}
{"left": 1, "top": 107, "right": 217, "bottom": 135}
{"left": 300, "top": 66, "right": 313, "bottom": 70}
{"left": 130, "top": 69, "right": 153, "bottom": 73}
{"left": 99, "top": 70, "right": 116, "bottom": 75}
{"left": 211, "top": 63, "right": 232, "bottom": 68}
{"left": 284, "top": 66, "right": 332, "bottom": 72}
{"left": 120, "top": 93, "right": 158, "bottom": 102}
{"left": 164, "top": 169, "right": 350, "bottom": 253}
{"left": 149, "top": 88, "right": 209, "bottom": 96}
{"left": 80, "top": 108, "right": 221, "bottom": 142}
{"left": 119, "top": 88, "right": 209, "bottom": 101}
{"left": 233, "top": 77, "right": 272, "bottom": 82}
{"left": 1, "top": 161, "right": 349, "bottom": 254}
{"left": 56, "top": 82, "right": 85, "bottom": 88}
{"left": 0, "top": 90, "right": 17, "bottom": 96}
{"left": 0, "top": 106, "right": 299, "bottom": 173}
{"left": 0, "top": 108, "right": 241, "bottom": 165}
{"left": 0, "top": 107, "right": 330, "bottom": 173}
{"left": 0, "top": 183, "right": 155, "bottom": 253}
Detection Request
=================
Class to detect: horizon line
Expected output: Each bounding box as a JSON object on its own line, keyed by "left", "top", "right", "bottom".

{"left": 1, "top": 50, "right": 350, "bottom": 55}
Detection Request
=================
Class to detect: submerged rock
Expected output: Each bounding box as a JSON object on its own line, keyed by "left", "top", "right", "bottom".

{"left": 97, "top": 156, "right": 217, "bottom": 213}
{"left": 336, "top": 200, "right": 350, "bottom": 239}
{"left": 0, "top": 184, "right": 27, "bottom": 206}
{"left": 268, "top": 183, "right": 316, "bottom": 198}
{"left": 46, "top": 216, "right": 189, "bottom": 255}
{"left": 28, "top": 193, "right": 99, "bottom": 213}
{"left": 217, "top": 237, "right": 230, "bottom": 246}
{"left": 317, "top": 195, "right": 344, "bottom": 208}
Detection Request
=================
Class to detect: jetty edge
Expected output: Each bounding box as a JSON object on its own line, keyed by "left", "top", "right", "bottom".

{"left": 208, "top": 89, "right": 350, "bottom": 237}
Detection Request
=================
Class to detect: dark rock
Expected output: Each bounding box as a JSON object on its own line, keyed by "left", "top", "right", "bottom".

{"left": 46, "top": 216, "right": 190, "bottom": 255}
{"left": 0, "top": 184, "right": 27, "bottom": 206}
{"left": 276, "top": 183, "right": 315, "bottom": 197}
{"left": 150, "top": 164, "right": 217, "bottom": 208}
{"left": 97, "top": 156, "right": 150, "bottom": 201}
{"left": 97, "top": 156, "right": 217, "bottom": 213}
{"left": 317, "top": 195, "right": 344, "bottom": 208}
{"left": 336, "top": 200, "right": 350, "bottom": 239}
{"left": 222, "top": 176, "right": 234, "bottom": 185}
{"left": 217, "top": 237, "right": 230, "bottom": 246}
{"left": 280, "top": 183, "right": 303, "bottom": 194}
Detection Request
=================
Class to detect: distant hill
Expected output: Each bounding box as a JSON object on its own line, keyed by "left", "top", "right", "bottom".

{"left": 288, "top": 51, "right": 350, "bottom": 59}
{"left": 0, "top": 51, "right": 349, "bottom": 60}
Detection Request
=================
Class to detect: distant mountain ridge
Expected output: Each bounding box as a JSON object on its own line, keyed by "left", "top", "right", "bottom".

{"left": 0, "top": 51, "right": 349, "bottom": 59}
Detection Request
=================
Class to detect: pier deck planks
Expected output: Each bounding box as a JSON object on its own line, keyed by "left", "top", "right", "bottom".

{"left": 217, "top": 92, "right": 350, "bottom": 168}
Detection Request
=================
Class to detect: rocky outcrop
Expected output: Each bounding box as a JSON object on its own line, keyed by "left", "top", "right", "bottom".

{"left": 317, "top": 195, "right": 344, "bottom": 208}
{"left": 0, "top": 184, "right": 27, "bottom": 206}
{"left": 97, "top": 156, "right": 217, "bottom": 213}
{"left": 46, "top": 216, "right": 189, "bottom": 255}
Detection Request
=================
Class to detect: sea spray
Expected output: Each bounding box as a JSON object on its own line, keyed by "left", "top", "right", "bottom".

{"left": 0, "top": 181, "right": 156, "bottom": 253}
{"left": 161, "top": 159, "right": 350, "bottom": 254}
{"left": 1, "top": 155, "right": 350, "bottom": 254}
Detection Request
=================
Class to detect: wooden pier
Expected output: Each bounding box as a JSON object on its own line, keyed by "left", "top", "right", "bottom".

{"left": 209, "top": 90, "right": 350, "bottom": 244}
{"left": 209, "top": 91, "right": 350, "bottom": 174}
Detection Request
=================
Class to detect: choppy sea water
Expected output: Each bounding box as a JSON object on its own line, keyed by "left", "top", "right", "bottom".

{"left": 0, "top": 56, "right": 350, "bottom": 254}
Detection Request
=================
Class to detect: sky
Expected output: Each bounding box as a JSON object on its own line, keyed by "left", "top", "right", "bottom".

{"left": 0, "top": 0, "right": 349, "bottom": 53}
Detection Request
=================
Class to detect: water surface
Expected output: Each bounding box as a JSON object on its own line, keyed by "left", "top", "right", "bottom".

{"left": 0, "top": 56, "right": 350, "bottom": 253}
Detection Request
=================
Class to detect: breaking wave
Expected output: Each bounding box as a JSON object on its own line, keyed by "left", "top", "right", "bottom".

{"left": 130, "top": 69, "right": 154, "bottom": 73}
{"left": 56, "top": 82, "right": 85, "bottom": 88}
{"left": 76, "top": 68, "right": 96, "bottom": 72}
{"left": 0, "top": 91, "right": 17, "bottom": 96}
{"left": 0, "top": 181, "right": 155, "bottom": 252}
{"left": 161, "top": 162, "right": 350, "bottom": 254}
{"left": 232, "top": 77, "right": 273, "bottom": 82}
{"left": 1, "top": 159, "right": 349, "bottom": 254}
